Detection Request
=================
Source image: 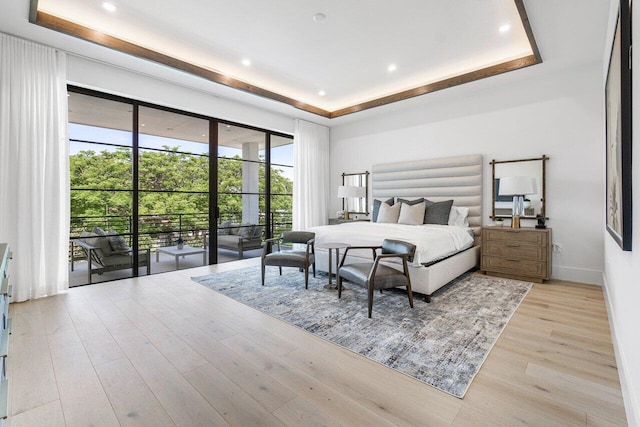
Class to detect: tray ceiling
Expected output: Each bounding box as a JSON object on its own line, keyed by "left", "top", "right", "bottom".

{"left": 32, "top": 0, "right": 540, "bottom": 118}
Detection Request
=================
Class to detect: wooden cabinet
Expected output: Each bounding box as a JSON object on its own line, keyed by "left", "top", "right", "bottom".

{"left": 481, "top": 227, "right": 551, "bottom": 283}
{"left": 0, "top": 244, "right": 10, "bottom": 423}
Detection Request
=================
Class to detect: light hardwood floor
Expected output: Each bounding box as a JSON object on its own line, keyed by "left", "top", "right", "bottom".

{"left": 7, "top": 258, "right": 628, "bottom": 426}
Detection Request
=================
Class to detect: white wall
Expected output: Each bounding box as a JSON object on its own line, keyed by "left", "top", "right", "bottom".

{"left": 330, "top": 62, "right": 605, "bottom": 286}
{"left": 66, "top": 55, "right": 296, "bottom": 136}
{"left": 601, "top": 0, "right": 640, "bottom": 425}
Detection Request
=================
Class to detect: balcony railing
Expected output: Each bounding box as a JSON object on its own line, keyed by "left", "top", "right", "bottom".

{"left": 69, "top": 211, "right": 293, "bottom": 261}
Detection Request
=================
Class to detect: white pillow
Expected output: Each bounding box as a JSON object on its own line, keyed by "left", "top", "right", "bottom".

{"left": 398, "top": 202, "right": 426, "bottom": 225}
{"left": 448, "top": 206, "right": 470, "bottom": 227}
{"left": 376, "top": 202, "right": 401, "bottom": 223}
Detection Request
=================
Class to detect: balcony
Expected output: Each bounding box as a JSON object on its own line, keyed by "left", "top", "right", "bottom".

{"left": 69, "top": 211, "right": 292, "bottom": 287}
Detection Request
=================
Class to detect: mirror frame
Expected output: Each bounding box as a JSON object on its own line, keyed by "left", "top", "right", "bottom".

{"left": 342, "top": 171, "right": 370, "bottom": 215}
{"left": 490, "top": 155, "right": 548, "bottom": 221}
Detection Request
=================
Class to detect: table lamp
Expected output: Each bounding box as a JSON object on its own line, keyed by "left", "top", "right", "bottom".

{"left": 337, "top": 185, "right": 366, "bottom": 220}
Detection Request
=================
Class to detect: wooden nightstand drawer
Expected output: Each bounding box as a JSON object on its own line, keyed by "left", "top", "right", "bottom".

{"left": 481, "top": 256, "right": 547, "bottom": 278}
{"left": 483, "top": 241, "right": 547, "bottom": 262}
{"left": 481, "top": 226, "right": 551, "bottom": 282}
{"left": 483, "top": 228, "right": 548, "bottom": 246}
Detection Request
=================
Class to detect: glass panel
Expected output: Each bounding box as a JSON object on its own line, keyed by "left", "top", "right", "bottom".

{"left": 68, "top": 91, "right": 134, "bottom": 286}
{"left": 217, "top": 123, "right": 265, "bottom": 263}
{"left": 271, "top": 195, "right": 293, "bottom": 236}
{"left": 139, "top": 107, "right": 209, "bottom": 272}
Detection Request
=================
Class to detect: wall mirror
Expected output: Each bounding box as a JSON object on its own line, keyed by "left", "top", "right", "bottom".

{"left": 341, "top": 171, "right": 369, "bottom": 215}
{"left": 491, "top": 156, "right": 548, "bottom": 220}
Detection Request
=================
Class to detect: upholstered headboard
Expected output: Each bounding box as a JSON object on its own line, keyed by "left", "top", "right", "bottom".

{"left": 372, "top": 154, "right": 483, "bottom": 238}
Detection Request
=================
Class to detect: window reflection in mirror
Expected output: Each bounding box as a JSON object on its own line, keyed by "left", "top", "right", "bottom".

{"left": 491, "top": 156, "right": 547, "bottom": 220}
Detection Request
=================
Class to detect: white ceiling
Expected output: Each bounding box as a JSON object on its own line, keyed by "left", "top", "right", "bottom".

{"left": 0, "top": 0, "right": 612, "bottom": 125}
{"left": 37, "top": 0, "right": 533, "bottom": 112}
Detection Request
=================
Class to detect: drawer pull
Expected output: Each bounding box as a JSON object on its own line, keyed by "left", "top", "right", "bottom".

{"left": 506, "top": 258, "right": 521, "bottom": 262}
{"left": 505, "top": 243, "right": 521, "bottom": 247}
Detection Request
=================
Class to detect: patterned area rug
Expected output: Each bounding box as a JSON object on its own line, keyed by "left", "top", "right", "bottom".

{"left": 192, "top": 266, "right": 531, "bottom": 398}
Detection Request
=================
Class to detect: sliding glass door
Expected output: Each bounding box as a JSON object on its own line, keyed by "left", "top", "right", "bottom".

{"left": 137, "top": 106, "right": 210, "bottom": 271}
{"left": 67, "top": 86, "right": 294, "bottom": 285}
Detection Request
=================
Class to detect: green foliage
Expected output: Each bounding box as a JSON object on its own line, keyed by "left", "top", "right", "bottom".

{"left": 70, "top": 147, "right": 293, "bottom": 239}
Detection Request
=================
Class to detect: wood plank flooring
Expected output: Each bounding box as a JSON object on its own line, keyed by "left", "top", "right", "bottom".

{"left": 6, "top": 259, "right": 628, "bottom": 426}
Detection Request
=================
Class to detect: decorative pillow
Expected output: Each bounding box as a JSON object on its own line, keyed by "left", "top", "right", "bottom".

{"left": 79, "top": 231, "right": 105, "bottom": 260}
{"left": 398, "top": 202, "right": 426, "bottom": 225}
{"left": 218, "top": 220, "right": 232, "bottom": 235}
{"left": 240, "top": 223, "right": 255, "bottom": 238}
{"left": 91, "top": 226, "right": 112, "bottom": 256}
{"left": 397, "top": 197, "right": 425, "bottom": 206}
{"left": 372, "top": 198, "right": 394, "bottom": 222}
{"left": 107, "top": 230, "right": 130, "bottom": 252}
{"left": 448, "top": 206, "right": 470, "bottom": 227}
{"left": 423, "top": 199, "right": 454, "bottom": 225}
{"left": 376, "top": 202, "right": 401, "bottom": 223}
{"left": 229, "top": 223, "right": 241, "bottom": 235}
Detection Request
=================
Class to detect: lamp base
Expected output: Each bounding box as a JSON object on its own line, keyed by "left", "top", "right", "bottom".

{"left": 511, "top": 216, "right": 521, "bottom": 229}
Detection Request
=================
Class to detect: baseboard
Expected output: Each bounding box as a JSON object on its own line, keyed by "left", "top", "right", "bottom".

{"left": 551, "top": 265, "right": 603, "bottom": 285}
{"left": 602, "top": 275, "right": 639, "bottom": 427}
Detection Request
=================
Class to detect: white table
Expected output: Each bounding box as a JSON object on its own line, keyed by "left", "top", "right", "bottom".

{"left": 156, "top": 245, "right": 207, "bottom": 270}
{"left": 316, "top": 242, "right": 350, "bottom": 289}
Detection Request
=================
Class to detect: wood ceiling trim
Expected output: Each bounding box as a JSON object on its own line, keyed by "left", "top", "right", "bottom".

{"left": 31, "top": 1, "right": 542, "bottom": 119}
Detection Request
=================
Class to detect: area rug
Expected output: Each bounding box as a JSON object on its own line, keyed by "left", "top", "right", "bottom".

{"left": 192, "top": 266, "right": 531, "bottom": 398}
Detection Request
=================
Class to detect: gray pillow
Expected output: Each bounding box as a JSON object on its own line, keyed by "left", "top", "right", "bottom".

{"left": 218, "top": 220, "right": 232, "bottom": 235}
{"left": 229, "top": 223, "right": 241, "bottom": 235}
{"left": 397, "top": 198, "right": 425, "bottom": 206}
{"left": 372, "top": 198, "right": 395, "bottom": 222}
{"left": 107, "top": 230, "right": 130, "bottom": 252}
{"left": 92, "top": 226, "right": 112, "bottom": 256}
{"left": 423, "top": 199, "right": 454, "bottom": 225}
{"left": 240, "top": 223, "right": 255, "bottom": 238}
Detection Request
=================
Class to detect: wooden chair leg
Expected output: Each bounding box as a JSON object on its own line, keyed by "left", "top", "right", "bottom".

{"left": 279, "top": 266, "right": 282, "bottom": 276}
{"left": 367, "top": 283, "right": 374, "bottom": 318}
{"left": 261, "top": 264, "right": 266, "bottom": 286}
{"left": 304, "top": 267, "right": 309, "bottom": 289}
{"left": 406, "top": 277, "right": 414, "bottom": 308}
{"left": 312, "top": 262, "right": 316, "bottom": 277}
{"left": 337, "top": 276, "right": 343, "bottom": 298}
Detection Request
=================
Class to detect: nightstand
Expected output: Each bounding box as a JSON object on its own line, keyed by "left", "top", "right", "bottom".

{"left": 481, "top": 226, "right": 551, "bottom": 283}
{"left": 328, "top": 218, "right": 370, "bottom": 225}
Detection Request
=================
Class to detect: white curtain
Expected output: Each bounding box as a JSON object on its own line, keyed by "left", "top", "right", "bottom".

{"left": 0, "top": 33, "right": 70, "bottom": 302}
{"left": 293, "top": 119, "right": 330, "bottom": 230}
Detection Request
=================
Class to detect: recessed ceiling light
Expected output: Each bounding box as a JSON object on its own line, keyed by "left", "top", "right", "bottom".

{"left": 318, "top": 90, "right": 326, "bottom": 96}
{"left": 242, "top": 58, "right": 251, "bottom": 66}
{"left": 499, "top": 24, "right": 511, "bottom": 33}
{"left": 202, "top": 134, "right": 206, "bottom": 137}
{"left": 140, "top": 123, "right": 146, "bottom": 127}
{"left": 312, "top": 13, "right": 326, "bottom": 22}
{"left": 102, "top": 2, "right": 117, "bottom": 12}
{"left": 388, "top": 64, "right": 397, "bottom": 72}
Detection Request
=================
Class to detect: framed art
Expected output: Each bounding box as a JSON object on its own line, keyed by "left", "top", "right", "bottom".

{"left": 605, "top": 0, "right": 632, "bottom": 251}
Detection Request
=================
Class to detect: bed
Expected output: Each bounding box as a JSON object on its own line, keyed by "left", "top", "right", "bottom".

{"left": 310, "top": 154, "right": 483, "bottom": 301}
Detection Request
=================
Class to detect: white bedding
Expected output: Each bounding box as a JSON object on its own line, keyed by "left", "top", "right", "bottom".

{"left": 307, "top": 222, "right": 474, "bottom": 267}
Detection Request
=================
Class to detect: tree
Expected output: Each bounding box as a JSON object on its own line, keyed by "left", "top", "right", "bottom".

{"left": 70, "top": 147, "right": 293, "bottom": 239}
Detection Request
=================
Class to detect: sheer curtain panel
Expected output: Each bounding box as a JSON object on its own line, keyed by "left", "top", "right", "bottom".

{"left": 293, "top": 119, "right": 330, "bottom": 230}
{"left": 0, "top": 33, "right": 70, "bottom": 301}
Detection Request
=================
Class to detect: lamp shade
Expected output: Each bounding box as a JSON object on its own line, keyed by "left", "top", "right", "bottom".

{"left": 498, "top": 176, "right": 537, "bottom": 196}
{"left": 337, "top": 185, "right": 365, "bottom": 198}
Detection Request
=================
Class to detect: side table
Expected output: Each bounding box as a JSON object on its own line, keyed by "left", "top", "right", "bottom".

{"left": 316, "top": 242, "right": 350, "bottom": 289}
